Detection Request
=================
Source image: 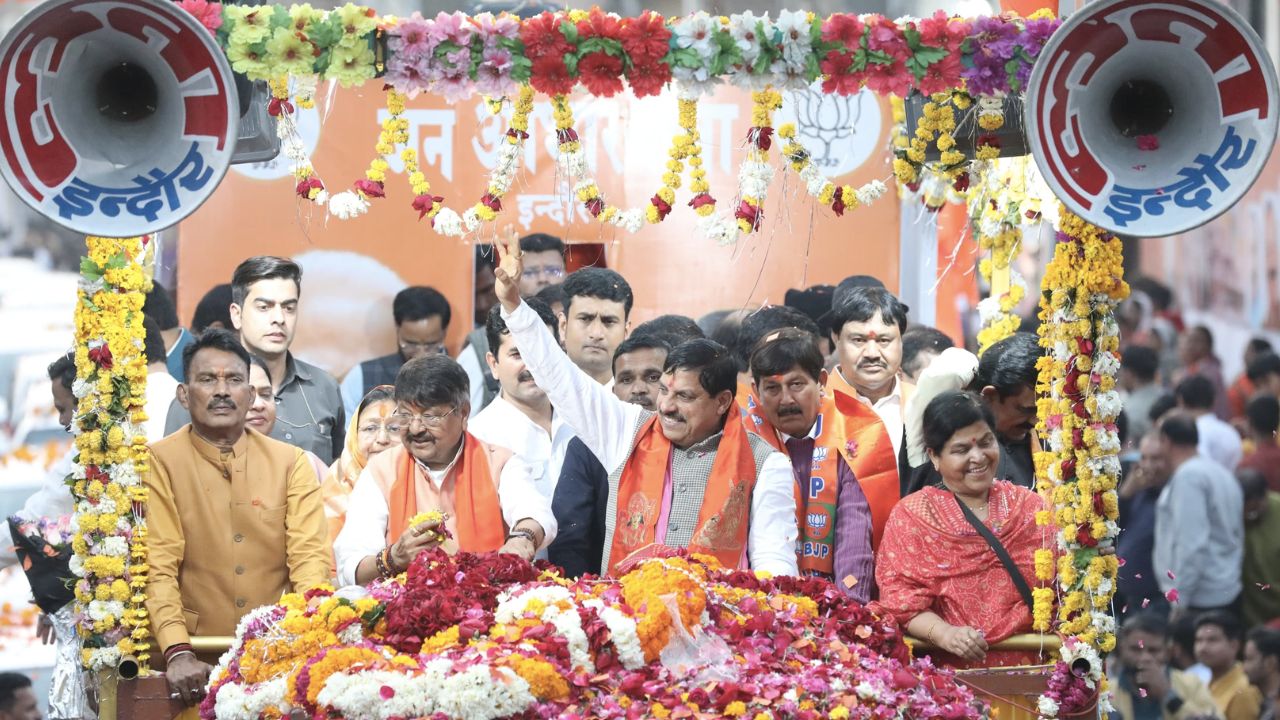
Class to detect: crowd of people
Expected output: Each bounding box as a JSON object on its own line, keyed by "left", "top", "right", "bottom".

{"left": 9, "top": 232, "right": 1280, "bottom": 719}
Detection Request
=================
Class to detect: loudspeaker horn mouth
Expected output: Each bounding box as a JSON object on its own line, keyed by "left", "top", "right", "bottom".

{"left": 96, "top": 62, "right": 159, "bottom": 123}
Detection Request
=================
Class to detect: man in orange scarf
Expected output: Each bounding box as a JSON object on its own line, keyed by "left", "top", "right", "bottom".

{"left": 732, "top": 306, "right": 822, "bottom": 442}
{"left": 331, "top": 355, "right": 555, "bottom": 586}
{"left": 493, "top": 233, "right": 798, "bottom": 578}
{"left": 824, "top": 287, "right": 915, "bottom": 499}
{"left": 744, "top": 329, "right": 883, "bottom": 601}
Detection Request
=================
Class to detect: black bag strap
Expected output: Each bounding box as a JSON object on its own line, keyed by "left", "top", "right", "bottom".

{"left": 952, "top": 494, "right": 1035, "bottom": 611}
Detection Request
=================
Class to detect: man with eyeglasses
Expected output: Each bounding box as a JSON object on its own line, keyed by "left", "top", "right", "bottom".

{"left": 145, "top": 328, "right": 330, "bottom": 705}
{"left": 333, "top": 354, "right": 556, "bottom": 586}
{"left": 340, "top": 285, "right": 453, "bottom": 419}
{"left": 461, "top": 235, "right": 567, "bottom": 415}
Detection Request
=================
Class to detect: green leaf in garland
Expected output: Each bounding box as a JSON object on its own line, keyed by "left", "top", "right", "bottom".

{"left": 563, "top": 51, "right": 579, "bottom": 76}
{"left": 308, "top": 16, "right": 343, "bottom": 48}
{"left": 866, "top": 49, "right": 894, "bottom": 66}
{"left": 559, "top": 18, "right": 579, "bottom": 44}
{"left": 80, "top": 258, "right": 103, "bottom": 283}
{"left": 510, "top": 54, "right": 533, "bottom": 82}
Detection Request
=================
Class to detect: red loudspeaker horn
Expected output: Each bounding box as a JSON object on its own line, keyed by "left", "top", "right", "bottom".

{"left": 1025, "top": 0, "right": 1279, "bottom": 237}
{"left": 0, "top": 0, "right": 239, "bottom": 237}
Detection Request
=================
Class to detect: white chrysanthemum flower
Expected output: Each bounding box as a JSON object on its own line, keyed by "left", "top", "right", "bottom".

{"left": 729, "top": 11, "right": 768, "bottom": 65}
{"left": 1037, "top": 695, "right": 1059, "bottom": 717}
{"left": 856, "top": 180, "right": 888, "bottom": 205}
{"left": 462, "top": 207, "right": 482, "bottom": 232}
{"left": 806, "top": 175, "right": 829, "bottom": 198}
{"left": 697, "top": 212, "right": 739, "bottom": 246}
{"left": 673, "top": 12, "right": 717, "bottom": 57}
{"left": 432, "top": 208, "right": 464, "bottom": 237}
{"left": 312, "top": 189, "right": 330, "bottom": 206}
{"left": 775, "top": 10, "right": 812, "bottom": 69}
{"left": 327, "top": 191, "right": 369, "bottom": 220}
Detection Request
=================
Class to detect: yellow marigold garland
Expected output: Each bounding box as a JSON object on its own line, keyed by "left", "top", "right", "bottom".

{"left": 269, "top": 76, "right": 325, "bottom": 204}
{"left": 462, "top": 86, "right": 535, "bottom": 228}
{"left": 354, "top": 87, "right": 408, "bottom": 200}
{"left": 553, "top": 95, "right": 711, "bottom": 234}
{"left": 1034, "top": 205, "right": 1129, "bottom": 656}
{"left": 778, "top": 123, "right": 887, "bottom": 218}
{"left": 970, "top": 159, "right": 1034, "bottom": 355}
{"left": 683, "top": 98, "right": 716, "bottom": 218}
{"left": 72, "top": 236, "right": 151, "bottom": 671}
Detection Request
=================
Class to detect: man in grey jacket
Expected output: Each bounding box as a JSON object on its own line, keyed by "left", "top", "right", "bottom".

{"left": 164, "top": 256, "right": 344, "bottom": 464}
{"left": 1152, "top": 414, "right": 1244, "bottom": 616}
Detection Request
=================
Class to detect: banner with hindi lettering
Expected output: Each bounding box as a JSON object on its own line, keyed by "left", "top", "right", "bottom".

{"left": 177, "top": 83, "right": 902, "bottom": 379}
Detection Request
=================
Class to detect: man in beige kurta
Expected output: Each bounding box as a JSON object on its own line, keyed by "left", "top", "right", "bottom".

{"left": 144, "top": 329, "right": 331, "bottom": 705}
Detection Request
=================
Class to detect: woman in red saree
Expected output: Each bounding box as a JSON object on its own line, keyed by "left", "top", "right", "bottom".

{"left": 874, "top": 391, "right": 1054, "bottom": 668}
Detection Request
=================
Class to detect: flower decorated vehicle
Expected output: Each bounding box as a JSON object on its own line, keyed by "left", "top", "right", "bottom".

{"left": 200, "top": 549, "right": 987, "bottom": 720}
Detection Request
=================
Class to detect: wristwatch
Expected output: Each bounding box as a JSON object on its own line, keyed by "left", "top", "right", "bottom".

{"left": 1164, "top": 693, "right": 1184, "bottom": 715}
{"left": 506, "top": 528, "right": 538, "bottom": 546}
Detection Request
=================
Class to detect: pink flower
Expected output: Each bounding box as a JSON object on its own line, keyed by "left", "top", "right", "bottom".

{"left": 379, "top": 685, "right": 395, "bottom": 699}
{"left": 473, "top": 46, "right": 515, "bottom": 96}
{"left": 427, "top": 10, "right": 473, "bottom": 47}
{"left": 1165, "top": 588, "right": 1180, "bottom": 604}
{"left": 1137, "top": 134, "right": 1160, "bottom": 151}
{"left": 389, "top": 14, "right": 436, "bottom": 60}
{"left": 179, "top": 0, "right": 222, "bottom": 33}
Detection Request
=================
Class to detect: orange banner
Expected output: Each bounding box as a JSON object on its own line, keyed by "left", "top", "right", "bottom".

{"left": 178, "top": 84, "right": 903, "bottom": 378}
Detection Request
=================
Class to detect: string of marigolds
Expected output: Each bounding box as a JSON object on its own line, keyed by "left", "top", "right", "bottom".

{"left": 1032, "top": 206, "right": 1129, "bottom": 718}
{"left": 435, "top": 87, "right": 535, "bottom": 237}
{"left": 72, "top": 236, "right": 152, "bottom": 671}
{"left": 778, "top": 123, "right": 887, "bottom": 217}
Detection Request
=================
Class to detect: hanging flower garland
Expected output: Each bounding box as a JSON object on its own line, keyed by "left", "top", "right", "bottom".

{"left": 71, "top": 236, "right": 151, "bottom": 672}
{"left": 970, "top": 158, "right": 1039, "bottom": 354}
{"left": 434, "top": 87, "right": 536, "bottom": 237}
{"left": 778, "top": 123, "right": 887, "bottom": 217}
{"left": 326, "top": 87, "right": 411, "bottom": 220}
{"left": 268, "top": 76, "right": 328, "bottom": 206}
{"left": 735, "top": 87, "right": 782, "bottom": 235}
{"left": 547, "top": 94, "right": 644, "bottom": 234}
{"left": 1034, "top": 206, "right": 1128, "bottom": 717}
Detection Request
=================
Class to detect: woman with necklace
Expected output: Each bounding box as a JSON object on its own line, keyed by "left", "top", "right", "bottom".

{"left": 874, "top": 391, "right": 1054, "bottom": 668}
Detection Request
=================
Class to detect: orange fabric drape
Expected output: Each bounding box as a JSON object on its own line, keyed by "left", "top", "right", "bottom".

{"left": 386, "top": 435, "right": 506, "bottom": 552}
{"left": 608, "top": 416, "right": 757, "bottom": 574}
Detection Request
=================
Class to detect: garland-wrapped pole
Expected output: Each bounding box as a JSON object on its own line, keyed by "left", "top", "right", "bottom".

{"left": 70, "top": 236, "right": 152, "bottom": 702}
{"left": 1033, "top": 207, "right": 1128, "bottom": 717}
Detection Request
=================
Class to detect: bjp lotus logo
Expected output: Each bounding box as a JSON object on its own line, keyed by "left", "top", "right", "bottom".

{"left": 778, "top": 82, "right": 882, "bottom": 179}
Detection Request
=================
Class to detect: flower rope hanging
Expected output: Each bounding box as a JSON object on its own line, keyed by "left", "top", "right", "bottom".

{"left": 71, "top": 236, "right": 152, "bottom": 672}
{"left": 1033, "top": 206, "right": 1129, "bottom": 718}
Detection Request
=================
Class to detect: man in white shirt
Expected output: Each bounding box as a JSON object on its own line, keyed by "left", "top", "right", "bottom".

{"left": 142, "top": 316, "right": 181, "bottom": 442}
{"left": 468, "top": 300, "right": 575, "bottom": 500}
{"left": 493, "top": 235, "right": 797, "bottom": 577}
{"left": 560, "top": 268, "right": 633, "bottom": 387}
{"left": 332, "top": 355, "right": 555, "bottom": 586}
{"left": 1175, "top": 375, "right": 1243, "bottom": 471}
{"left": 824, "top": 286, "right": 913, "bottom": 495}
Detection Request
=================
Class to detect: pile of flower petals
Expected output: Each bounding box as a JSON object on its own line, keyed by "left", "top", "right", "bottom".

{"left": 202, "top": 550, "right": 987, "bottom": 720}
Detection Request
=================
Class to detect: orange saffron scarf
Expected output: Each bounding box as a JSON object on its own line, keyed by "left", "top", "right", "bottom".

{"left": 385, "top": 434, "right": 506, "bottom": 552}
{"left": 608, "top": 414, "right": 757, "bottom": 575}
